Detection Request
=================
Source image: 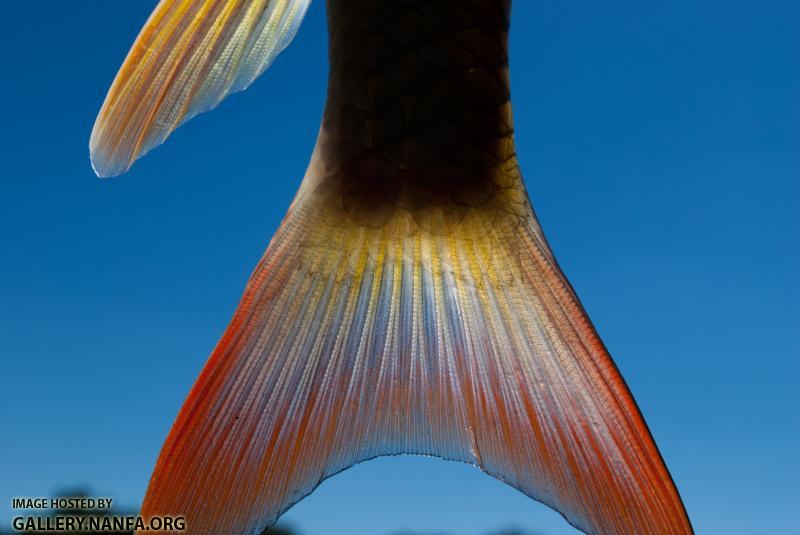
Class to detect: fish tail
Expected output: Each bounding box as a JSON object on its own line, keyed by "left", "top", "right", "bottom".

{"left": 138, "top": 160, "right": 692, "bottom": 535}
{"left": 94, "top": 1, "right": 693, "bottom": 533}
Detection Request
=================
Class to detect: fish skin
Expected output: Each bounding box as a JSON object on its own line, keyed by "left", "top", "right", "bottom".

{"left": 318, "top": 0, "right": 521, "bottom": 231}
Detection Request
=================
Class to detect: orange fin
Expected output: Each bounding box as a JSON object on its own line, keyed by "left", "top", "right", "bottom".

{"left": 89, "top": 0, "right": 311, "bottom": 177}
{"left": 138, "top": 172, "right": 693, "bottom": 535}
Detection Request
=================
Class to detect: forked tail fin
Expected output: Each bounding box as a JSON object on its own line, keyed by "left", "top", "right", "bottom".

{"left": 138, "top": 166, "right": 692, "bottom": 535}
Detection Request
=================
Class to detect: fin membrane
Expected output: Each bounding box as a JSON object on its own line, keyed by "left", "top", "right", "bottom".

{"left": 90, "top": 0, "right": 311, "bottom": 177}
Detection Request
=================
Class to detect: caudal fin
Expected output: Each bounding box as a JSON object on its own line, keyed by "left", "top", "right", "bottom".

{"left": 138, "top": 166, "right": 692, "bottom": 535}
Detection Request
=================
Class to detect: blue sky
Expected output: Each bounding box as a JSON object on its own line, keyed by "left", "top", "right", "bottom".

{"left": 1, "top": 1, "right": 798, "bottom": 534}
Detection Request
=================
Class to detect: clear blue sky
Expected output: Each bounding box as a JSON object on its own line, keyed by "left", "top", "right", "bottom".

{"left": 1, "top": 1, "right": 798, "bottom": 534}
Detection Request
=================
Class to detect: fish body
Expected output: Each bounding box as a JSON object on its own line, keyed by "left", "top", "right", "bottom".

{"left": 91, "top": 1, "right": 693, "bottom": 534}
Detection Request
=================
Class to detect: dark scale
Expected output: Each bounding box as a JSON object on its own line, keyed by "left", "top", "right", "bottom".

{"left": 316, "top": 0, "right": 524, "bottom": 228}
